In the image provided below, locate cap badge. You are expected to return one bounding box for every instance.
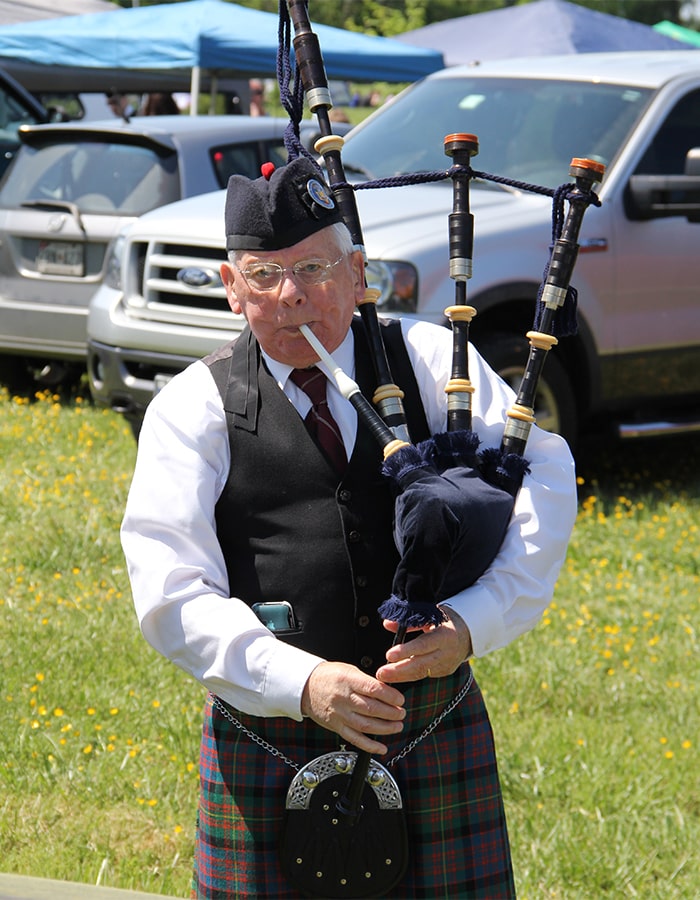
[306,178,335,210]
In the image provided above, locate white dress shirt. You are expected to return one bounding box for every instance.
[121,318,577,721]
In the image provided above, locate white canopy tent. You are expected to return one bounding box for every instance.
[0,0,116,26]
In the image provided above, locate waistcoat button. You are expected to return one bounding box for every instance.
[358,615,370,627]
[360,655,373,670]
[348,530,361,543]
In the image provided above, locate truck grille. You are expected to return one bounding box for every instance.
[124,239,239,329]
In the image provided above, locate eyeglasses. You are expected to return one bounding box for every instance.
[236,256,345,292]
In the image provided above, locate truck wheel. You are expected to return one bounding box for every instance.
[476,332,578,449]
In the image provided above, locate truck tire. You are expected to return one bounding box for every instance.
[476,332,578,449]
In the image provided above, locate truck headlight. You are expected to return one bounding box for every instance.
[365,259,418,313]
[104,234,126,291]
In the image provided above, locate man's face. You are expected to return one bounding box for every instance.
[221,227,364,368]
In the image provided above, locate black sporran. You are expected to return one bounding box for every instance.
[280,750,408,898]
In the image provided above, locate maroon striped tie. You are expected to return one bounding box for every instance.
[290,367,347,473]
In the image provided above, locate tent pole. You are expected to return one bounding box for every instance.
[190,65,201,115]
[210,75,218,114]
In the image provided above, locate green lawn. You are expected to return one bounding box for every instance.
[1,388,697,898]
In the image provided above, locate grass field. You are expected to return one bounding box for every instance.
[0,388,697,898]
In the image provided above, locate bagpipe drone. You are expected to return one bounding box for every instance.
[271,2,604,896]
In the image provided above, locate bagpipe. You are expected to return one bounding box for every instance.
[276,2,603,896]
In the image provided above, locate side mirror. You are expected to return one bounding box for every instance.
[625,147,700,222]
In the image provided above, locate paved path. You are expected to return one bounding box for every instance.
[0,874,183,900]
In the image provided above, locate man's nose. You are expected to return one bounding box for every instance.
[277,270,306,304]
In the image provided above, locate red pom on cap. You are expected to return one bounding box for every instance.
[260,162,276,180]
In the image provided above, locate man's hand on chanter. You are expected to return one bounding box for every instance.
[301,661,406,755]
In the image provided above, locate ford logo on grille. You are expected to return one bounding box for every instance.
[176,266,219,288]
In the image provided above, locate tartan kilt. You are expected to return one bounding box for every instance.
[192,664,515,899]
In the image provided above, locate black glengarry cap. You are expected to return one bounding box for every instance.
[225,157,342,252]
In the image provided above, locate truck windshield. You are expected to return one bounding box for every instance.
[343,76,652,189]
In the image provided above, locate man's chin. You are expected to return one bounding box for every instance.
[279,329,322,368]
[270,343,319,369]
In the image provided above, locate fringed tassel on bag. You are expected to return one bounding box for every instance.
[479,447,531,497]
[378,595,447,629]
[417,429,481,472]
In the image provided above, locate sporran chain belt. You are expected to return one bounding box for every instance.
[210,667,474,771]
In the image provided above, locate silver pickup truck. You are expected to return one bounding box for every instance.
[87,51,700,444]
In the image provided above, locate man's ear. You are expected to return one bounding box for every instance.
[351,249,365,302]
[221,262,242,315]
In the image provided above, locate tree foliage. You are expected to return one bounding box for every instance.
[118,0,691,36]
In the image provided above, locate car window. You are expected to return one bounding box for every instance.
[34,92,90,121]
[343,76,652,189]
[211,138,286,185]
[0,140,181,215]
[635,89,700,175]
[267,141,294,170]
[0,85,45,177]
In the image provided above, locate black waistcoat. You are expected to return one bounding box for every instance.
[205,316,430,672]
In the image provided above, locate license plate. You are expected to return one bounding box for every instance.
[36,240,85,276]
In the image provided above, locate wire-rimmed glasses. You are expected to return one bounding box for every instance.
[235,256,345,292]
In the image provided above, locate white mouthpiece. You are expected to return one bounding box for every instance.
[298,324,359,401]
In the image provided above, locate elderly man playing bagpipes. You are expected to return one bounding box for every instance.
[121,150,579,898]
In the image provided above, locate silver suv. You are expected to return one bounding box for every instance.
[0,115,314,390]
[87,52,700,445]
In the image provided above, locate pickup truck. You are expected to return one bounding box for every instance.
[86,51,700,444]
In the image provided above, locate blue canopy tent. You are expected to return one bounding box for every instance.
[0,0,444,108]
[396,0,689,66]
